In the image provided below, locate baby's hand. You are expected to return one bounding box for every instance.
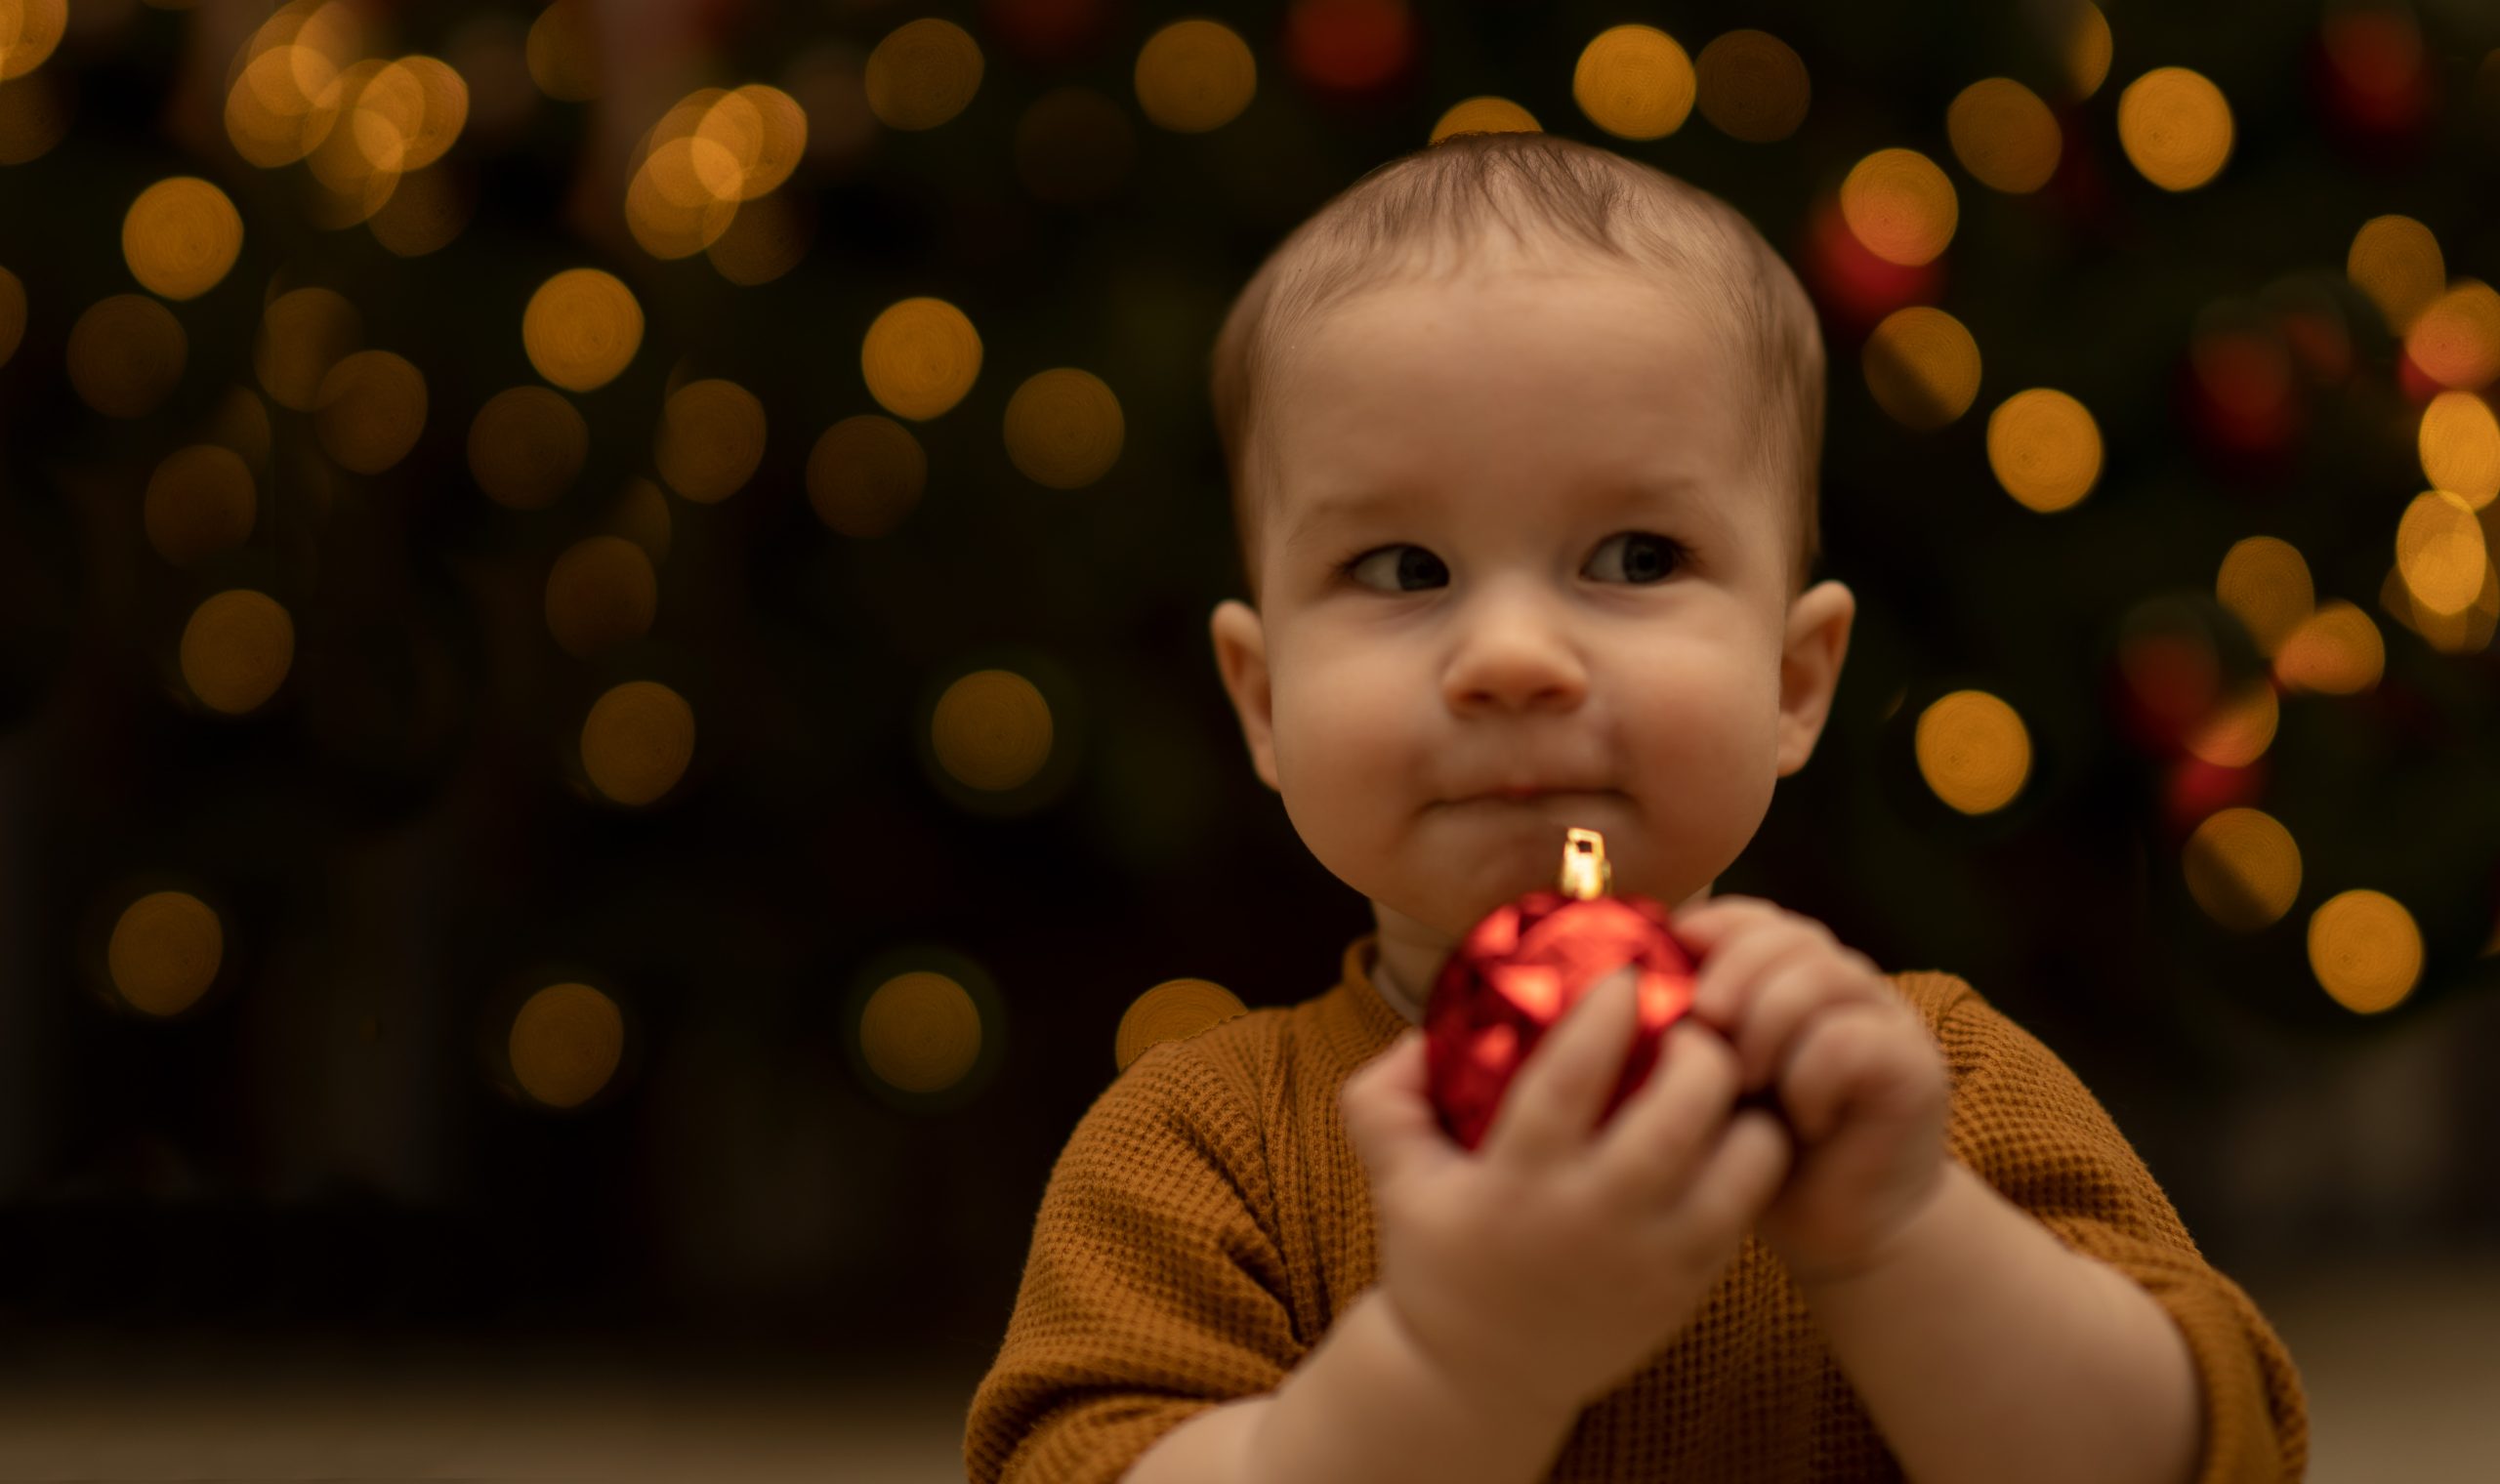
[1338,969,1792,1422]
[1676,895,1952,1289]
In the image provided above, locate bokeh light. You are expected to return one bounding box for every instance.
[2117,66,2233,190]
[509,982,624,1108]
[145,444,257,565]
[469,385,587,509]
[2272,599,2383,694]
[2182,679,2278,769]
[1946,78,2061,193]
[706,190,812,285]
[2216,535,2315,659]
[2308,888,2422,1014]
[1114,978,1248,1072]
[808,414,927,536]
[314,349,427,474]
[1985,388,2101,513]
[255,285,361,411]
[859,970,982,1094]
[862,297,980,420]
[546,536,657,659]
[2066,3,2113,100]
[932,670,1053,792]
[523,268,642,392]
[865,17,982,131]
[581,680,694,805]
[2347,214,2443,335]
[1135,19,1255,133]
[1862,305,1980,430]
[2417,391,2500,509]
[2396,488,2488,615]
[1430,96,1538,143]
[654,378,766,503]
[2402,280,2500,391]
[68,293,187,418]
[2182,806,2301,931]
[524,0,599,103]
[0,67,69,163]
[180,589,295,716]
[1840,147,1957,267]
[1693,29,1809,143]
[1571,24,1694,142]
[122,177,242,301]
[1002,368,1123,488]
[106,889,221,1017]
[1914,689,2031,815]
[0,0,64,81]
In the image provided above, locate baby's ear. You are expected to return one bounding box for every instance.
[1209,599,1281,792]
[1775,579,1855,778]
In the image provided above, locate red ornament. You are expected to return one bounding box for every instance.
[1424,829,1699,1151]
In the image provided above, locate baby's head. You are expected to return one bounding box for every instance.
[1206,132,1856,968]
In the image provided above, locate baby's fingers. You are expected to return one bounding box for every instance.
[1672,1107,1793,1249]
[1341,1030,1446,1181]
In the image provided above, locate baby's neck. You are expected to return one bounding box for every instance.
[1369,951,1427,1026]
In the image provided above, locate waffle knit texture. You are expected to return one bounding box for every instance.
[966,932,2308,1483]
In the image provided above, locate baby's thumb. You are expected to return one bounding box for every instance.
[1339,1030,1446,1182]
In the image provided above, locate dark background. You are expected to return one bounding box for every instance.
[0,0,2494,1400]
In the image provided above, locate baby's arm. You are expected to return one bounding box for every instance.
[1126,1285,1579,1484]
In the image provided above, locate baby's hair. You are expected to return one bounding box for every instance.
[1208,130,1826,605]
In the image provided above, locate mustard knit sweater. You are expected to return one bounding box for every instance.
[966,933,2308,1483]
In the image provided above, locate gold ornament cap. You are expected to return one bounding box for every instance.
[1560,827,1611,899]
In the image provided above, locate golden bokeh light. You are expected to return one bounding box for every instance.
[625,135,737,259]
[2417,391,2500,509]
[607,474,673,565]
[2403,279,2500,391]
[2183,679,2279,769]
[1840,147,1957,267]
[1430,96,1540,143]
[859,970,982,1094]
[524,0,599,103]
[1114,977,1248,1073]
[181,589,295,715]
[2066,3,2112,100]
[546,535,657,659]
[2182,807,2301,931]
[2383,548,2499,655]
[2396,488,2489,615]
[2307,888,2422,1014]
[1135,19,1255,133]
[509,981,624,1108]
[255,285,361,411]
[314,349,428,474]
[1947,77,2061,193]
[199,384,271,468]
[808,414,927,537]
[225,43,336,168]
[1003,368,1123,489]
[581,680,693,806]
[523,268,642,392]
[0,263,24,369]
[2347,215,2443,335]
[67,294,187,418]
[1985,388,2101,513]
[1693,29,1810,143]
[145,444,257,565]
[107,889,222,1017]
[706,190,812,285]
[122,177,242,301]
[2117,66,2232,191]
[369,161,474,257]
[1571,23,1694,142]
[932,669,1053,792]
[862,296,981,420]
[2272,599,2383,694]
[0,68,70,163]
[0,0,64,81]
[1863,306,1980,431]
[654,378,766,503]
[2217,535,2314,658]
[468,384,586,509]
[865,17,982,131]
[695,83,807,201]
[1914,689,2030,815]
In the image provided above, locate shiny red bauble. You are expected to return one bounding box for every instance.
[1422,831,1697,1151]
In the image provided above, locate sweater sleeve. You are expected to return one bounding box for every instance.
[1933,978,2309,1484]
[964,1036,1305,1484]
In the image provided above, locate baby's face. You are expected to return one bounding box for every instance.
[1212,268,1852,946]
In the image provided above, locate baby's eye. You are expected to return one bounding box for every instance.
[1341,545,1450,592]
[1589,530,1687,584]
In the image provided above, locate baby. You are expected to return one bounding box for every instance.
[965,132,2308,1484]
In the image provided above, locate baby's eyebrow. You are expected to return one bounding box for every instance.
[1283,475,1709,557]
